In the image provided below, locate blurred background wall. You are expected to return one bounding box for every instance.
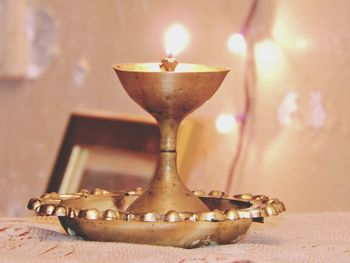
[0,0,349,216]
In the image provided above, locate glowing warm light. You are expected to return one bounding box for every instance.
[216,114,237,134]
[227,33,247,55]
[295,37,308,50]
[164,24,189,57]
[273,24,309,51]
[278,91,299,126]
[255,40,280,73]
[272,23,287,45]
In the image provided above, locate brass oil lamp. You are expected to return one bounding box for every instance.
[28,24,285,248]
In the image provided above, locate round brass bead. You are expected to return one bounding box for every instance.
[37,205,46,215]
[265,204,278,216]
[225,209,240,221]
[188,213,199,221]
[268,198,286,212]
[268,198,277,204]
[91,188,104,195]
[235,193,254,200]
[208,190,225,198]
[46,205,55,216]
[102,209,119,220]
[238,210,251,219]
[69,209,78,218]
[34,206,41,214]
[127,213,136,221]
[165,210,180,222]
[53,205,68,216]
[141,211,161,222]
[273,200,286,213]
[198,210,225,222]
[39,204,55,215]
[178,212,192,221]
[79,209,100,220]
[27,198,42,210]
[254,195,268,201]
[192,190,206,197]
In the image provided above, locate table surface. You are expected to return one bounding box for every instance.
[0,213,349,263]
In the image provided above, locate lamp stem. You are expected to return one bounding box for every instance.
[158,119,179,152]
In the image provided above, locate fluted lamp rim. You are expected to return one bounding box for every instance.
[113,63,230,73]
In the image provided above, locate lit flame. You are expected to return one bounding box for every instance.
[164,24,189,57]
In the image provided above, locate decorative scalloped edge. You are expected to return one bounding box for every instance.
[27,188,285,222]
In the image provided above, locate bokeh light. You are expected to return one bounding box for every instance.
[227,33,247,55]
[216,114,237,134]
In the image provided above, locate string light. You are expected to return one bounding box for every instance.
[227,33,247,55]
[225,0,301,193]
[216,114,237,134]
[254,39,280,73]
[225,0,258,193]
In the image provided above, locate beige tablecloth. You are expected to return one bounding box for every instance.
[0,213,349,263]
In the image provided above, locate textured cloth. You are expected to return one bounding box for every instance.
[0,213,349,263]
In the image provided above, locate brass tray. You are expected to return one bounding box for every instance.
[28,188,285,248]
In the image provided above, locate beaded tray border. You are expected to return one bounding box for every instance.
[28,188,285,223]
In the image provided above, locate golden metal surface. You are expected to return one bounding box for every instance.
[113,63,229,214]
[28,188,285,248]
[28,62,286,248]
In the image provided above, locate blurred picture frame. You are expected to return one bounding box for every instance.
[46,111,199,193]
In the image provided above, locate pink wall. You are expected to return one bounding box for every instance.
[0,0,349,216]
